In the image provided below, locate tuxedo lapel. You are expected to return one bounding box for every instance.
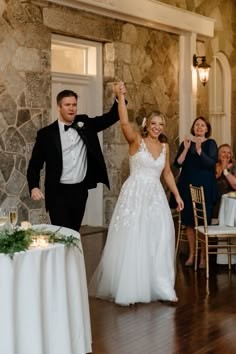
[78,129,88,146]
[51,121,62,156]
[73,119,89,146]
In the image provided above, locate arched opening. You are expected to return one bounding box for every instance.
[209,52,231,146]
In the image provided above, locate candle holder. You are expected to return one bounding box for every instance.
[30,235,49,248]
[30,236,39,248]
[38,235,49,248]
[21,221,32,230]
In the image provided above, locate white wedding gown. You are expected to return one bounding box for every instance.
[89,140,177,305]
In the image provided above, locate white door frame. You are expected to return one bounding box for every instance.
[51,36,103,226]
[211,52,231,145]
[48,0,215,142]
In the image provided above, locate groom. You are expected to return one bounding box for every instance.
[27,81,126,231]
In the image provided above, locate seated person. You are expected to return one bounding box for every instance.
[212,144,236,218]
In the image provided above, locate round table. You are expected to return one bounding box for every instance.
[217,195,236,264]
[0,224,92,354]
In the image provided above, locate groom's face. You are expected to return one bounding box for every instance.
[58,96,77,124]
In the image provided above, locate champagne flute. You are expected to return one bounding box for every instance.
[9,207,18,229]
[0,208,8,227]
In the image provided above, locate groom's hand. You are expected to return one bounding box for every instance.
[31,187,45,201]
[113,81,126,96]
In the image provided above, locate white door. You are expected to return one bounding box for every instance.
[208,53,231,146]
[51,36,103,226]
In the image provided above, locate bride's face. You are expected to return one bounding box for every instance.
[147,116,164,138]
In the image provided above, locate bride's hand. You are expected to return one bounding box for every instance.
[175,196,184,211]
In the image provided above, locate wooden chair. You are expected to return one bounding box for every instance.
[175,212,188,259]
[189,184,236,278]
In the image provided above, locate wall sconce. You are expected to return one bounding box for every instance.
[193,54,211,86]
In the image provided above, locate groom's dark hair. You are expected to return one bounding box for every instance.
[57,90,78,105]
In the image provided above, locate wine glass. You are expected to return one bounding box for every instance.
[0,208,8,227]
[9,207,18,230]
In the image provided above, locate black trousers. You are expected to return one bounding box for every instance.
[48,180,88,232]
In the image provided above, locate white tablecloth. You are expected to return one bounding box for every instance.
[217,195,236,264]
[219,194,236,227]
[0,224,92,354]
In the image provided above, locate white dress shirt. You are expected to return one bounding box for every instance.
[58,120,87,184]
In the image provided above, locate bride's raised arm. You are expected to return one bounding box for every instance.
[116,91,139,145]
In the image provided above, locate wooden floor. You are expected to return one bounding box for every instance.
[81,228,236,354]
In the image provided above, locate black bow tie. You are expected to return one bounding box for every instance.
[64,124,75,131]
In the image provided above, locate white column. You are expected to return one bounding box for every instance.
[179,33,197,141]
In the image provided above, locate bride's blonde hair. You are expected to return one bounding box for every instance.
[140,111,167,142]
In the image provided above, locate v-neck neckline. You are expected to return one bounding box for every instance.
[142,139,164,161]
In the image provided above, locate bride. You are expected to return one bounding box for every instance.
[88,85,183,305]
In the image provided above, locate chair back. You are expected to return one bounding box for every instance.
[175,211,188,258]
[189,184,236,280]
[189,185,208,233]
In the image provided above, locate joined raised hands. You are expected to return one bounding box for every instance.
[113,81,127,97]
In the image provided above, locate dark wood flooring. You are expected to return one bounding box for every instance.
[81,227,236,354]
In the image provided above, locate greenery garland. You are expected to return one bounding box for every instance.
[0,227,81,259]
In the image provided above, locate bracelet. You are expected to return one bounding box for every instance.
[223,168,229,176]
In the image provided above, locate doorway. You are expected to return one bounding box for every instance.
[209,52,231,146]
[51,34,103,226]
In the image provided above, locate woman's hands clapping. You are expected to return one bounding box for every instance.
[176,136,190,166]
[183,136,191,151]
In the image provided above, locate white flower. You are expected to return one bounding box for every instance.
[141,117,146,128]
[77,122,84,129]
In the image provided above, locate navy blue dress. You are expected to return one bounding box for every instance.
[171,139,218,226]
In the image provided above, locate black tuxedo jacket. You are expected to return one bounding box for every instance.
[27,100,119,210]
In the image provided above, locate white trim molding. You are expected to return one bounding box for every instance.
[47,0,215,38]
[47,0,215,141]
[179,33,197,142]
[209,52,231,145]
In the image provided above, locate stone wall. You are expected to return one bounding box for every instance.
[1,0,236,226]
[102,26,179,223]
[158,0,236,152]
[0,0,51,224]
[0,0,179,225]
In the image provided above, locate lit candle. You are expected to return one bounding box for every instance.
[38,236,49,248]
[21,221,32,230]
[30,236,38,248]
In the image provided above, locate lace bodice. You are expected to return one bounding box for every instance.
[129,139,166,181]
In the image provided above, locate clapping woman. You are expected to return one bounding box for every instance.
[171,117,218,268]
[212,144,236,218]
